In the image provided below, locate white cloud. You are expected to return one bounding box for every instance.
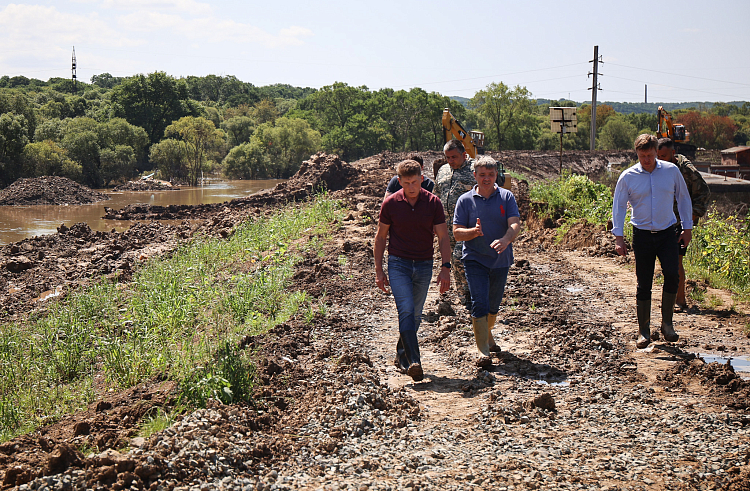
[0,4,141,74]
[118,11,314,48]
[0,4,137,48]
[99,0,212,16]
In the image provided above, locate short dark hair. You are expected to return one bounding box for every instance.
[443,139,465,154]
[657,138,674,150]
[474,156,498,172]
[396,160,422,178]
[407,153,424,166]
[634,134,658,151]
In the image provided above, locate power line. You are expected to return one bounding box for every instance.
[607,62,750,88]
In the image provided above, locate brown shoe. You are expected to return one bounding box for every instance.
[407,363,424,382]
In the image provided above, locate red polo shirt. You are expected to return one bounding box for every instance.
[378,188,446,261]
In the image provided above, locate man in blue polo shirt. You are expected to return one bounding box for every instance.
[375,160,452,381]
[453,157,521,358]
[612,134,693,349]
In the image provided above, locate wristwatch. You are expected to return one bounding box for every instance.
[441,261,451,269]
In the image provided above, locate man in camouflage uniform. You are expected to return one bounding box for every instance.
[434,140,476,304]
[657,138,710,309]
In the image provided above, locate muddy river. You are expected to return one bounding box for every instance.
[0,179,284,245]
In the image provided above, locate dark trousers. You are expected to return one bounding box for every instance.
[632,225,680,301]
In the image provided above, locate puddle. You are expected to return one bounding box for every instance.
[535,379,570,387]
[698,353,750,378]
[565,286,584,293]
[535,373,570,387]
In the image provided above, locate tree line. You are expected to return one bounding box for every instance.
[2,72,749,189]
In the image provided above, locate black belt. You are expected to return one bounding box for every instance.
[634,224,676,234]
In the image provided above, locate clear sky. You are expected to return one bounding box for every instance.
[1,0,748,104]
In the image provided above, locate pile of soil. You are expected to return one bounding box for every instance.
[111,180,178,192]
[486,149,636,182]
[0,176,110,206]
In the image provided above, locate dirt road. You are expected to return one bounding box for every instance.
[1,151,749,490]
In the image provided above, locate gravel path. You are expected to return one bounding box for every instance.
[17,242,750,491]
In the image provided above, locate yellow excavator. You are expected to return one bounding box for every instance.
[657,106,696,160]
[439,108,510,189]
[442,108,484,158]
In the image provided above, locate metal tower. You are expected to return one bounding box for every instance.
[71,46,77,94]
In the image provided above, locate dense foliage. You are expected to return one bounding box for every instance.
[1,72,749,188]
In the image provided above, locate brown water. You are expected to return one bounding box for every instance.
[0,179,284,246]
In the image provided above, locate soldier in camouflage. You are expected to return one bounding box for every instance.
[657,138,711,309]
[434,140,476,304]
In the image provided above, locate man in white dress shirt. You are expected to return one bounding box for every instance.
[612,134,693,349]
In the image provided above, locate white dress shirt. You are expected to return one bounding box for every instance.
[612,160,693,237]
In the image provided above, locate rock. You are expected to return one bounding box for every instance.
[4,256,35,273]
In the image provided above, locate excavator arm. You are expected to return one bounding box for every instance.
[656,106,696,159]
[441,108,482,159]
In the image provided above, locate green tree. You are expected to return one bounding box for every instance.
[111,72,199,145]
[253,100,279,125]
[299,82,385,160]
[21,140,82,181]
[100,145,136,186]
[149,138,186,182]
[221,116,255,147]
[98,118,149,169]
[0,92,37,142]
[61,130,101,187]
[222,141,270,179]
[597,116,638,150]
[469,82,537,150]
[91,73,124,89]
[165,117,225,186]
[252,117,321,177]
[0,113,30,186]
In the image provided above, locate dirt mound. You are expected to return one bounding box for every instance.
[112,180,178,192]
[0,176,110,206]
[518,217,620,257]
[666,357,750,410]
[0,221,190,319]
[487,149,636,182]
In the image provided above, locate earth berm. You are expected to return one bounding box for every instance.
[1,150,749,491]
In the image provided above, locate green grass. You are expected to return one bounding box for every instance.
[530,171,614,226]
[684,212,750,299]
[0,195,342,442]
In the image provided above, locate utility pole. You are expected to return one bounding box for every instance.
[645,84,647,103]
[71,46,77,94]
[588,45,602,151]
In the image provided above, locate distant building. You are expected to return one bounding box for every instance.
[714,146,750,179]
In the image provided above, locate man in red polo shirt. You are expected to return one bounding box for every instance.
[374,160,452,382]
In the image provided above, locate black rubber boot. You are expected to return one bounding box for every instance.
[393,336,408,373]
[401,329,423,382]
[636,299,651,349]
[661,292,679,342]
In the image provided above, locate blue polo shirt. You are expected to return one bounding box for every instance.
[453,184,520,269]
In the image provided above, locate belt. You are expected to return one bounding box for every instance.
[635,224,676,234]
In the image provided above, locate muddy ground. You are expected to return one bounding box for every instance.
[0,150,749,490]
[0,176,110,206]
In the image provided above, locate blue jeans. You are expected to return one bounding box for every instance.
[463,259,509,318]
[387,255,433,333]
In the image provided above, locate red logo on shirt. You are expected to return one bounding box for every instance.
[500,205,505,215]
